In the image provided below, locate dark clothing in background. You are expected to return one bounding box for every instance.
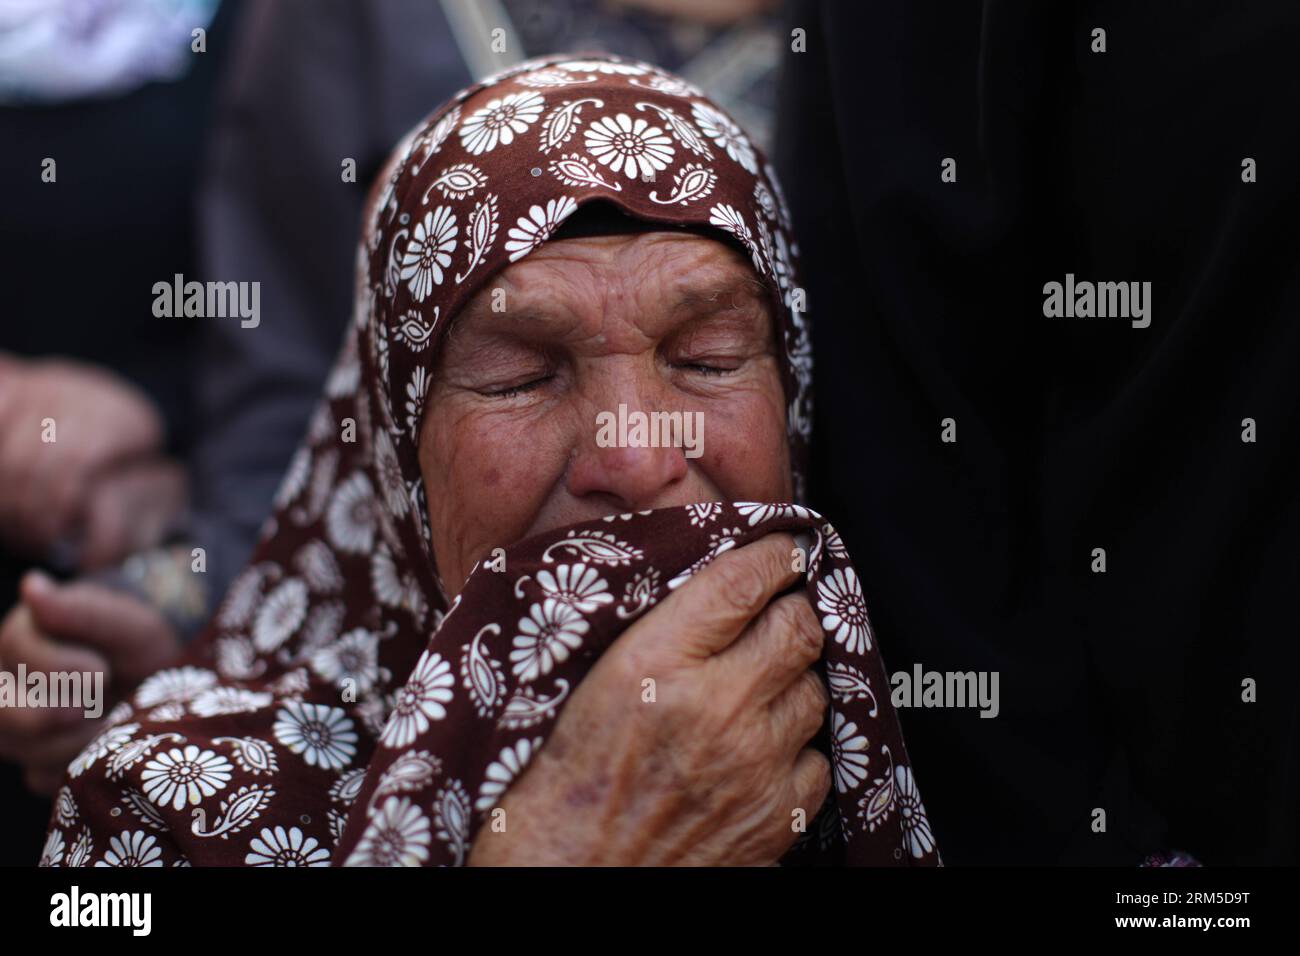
[777,0,1299,864]
[0,1,239,866]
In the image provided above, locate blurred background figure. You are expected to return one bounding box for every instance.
[0,0,239,865]
[777,0,1300,865]
[0,0,782,864]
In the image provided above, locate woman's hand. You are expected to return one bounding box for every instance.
[468,532,831,866]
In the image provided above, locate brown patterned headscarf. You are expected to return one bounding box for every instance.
[41,54,937,868]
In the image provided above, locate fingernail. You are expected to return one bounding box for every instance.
[23,570,53,597]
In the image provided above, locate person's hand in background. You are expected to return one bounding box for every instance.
[0,572,181,794]
[78,458,188,571]
[0,353,182,566]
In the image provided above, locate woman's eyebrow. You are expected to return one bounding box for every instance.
[445,300,566,341]
[670,275,769,315]
[448,273,769,343]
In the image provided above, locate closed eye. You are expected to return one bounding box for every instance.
[676,361,740,376]
[481,374,555,398]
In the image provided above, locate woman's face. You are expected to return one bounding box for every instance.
[418,230,793,595]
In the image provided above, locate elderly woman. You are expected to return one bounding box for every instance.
[40,54,936,867]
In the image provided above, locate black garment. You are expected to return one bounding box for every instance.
[776,0,1299,864]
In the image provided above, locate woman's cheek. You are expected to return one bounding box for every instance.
[420,404,506,581]
[447,407,568,536]
[696,378,791,500]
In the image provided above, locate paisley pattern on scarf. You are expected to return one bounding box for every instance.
[40,53,936,867]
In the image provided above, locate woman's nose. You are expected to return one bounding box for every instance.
[566,401,690,510]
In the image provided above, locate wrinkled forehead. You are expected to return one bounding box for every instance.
[442,225,775,348]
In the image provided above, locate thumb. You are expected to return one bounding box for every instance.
[21,573,180,681]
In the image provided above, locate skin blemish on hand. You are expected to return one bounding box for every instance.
[564,773,612,810]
